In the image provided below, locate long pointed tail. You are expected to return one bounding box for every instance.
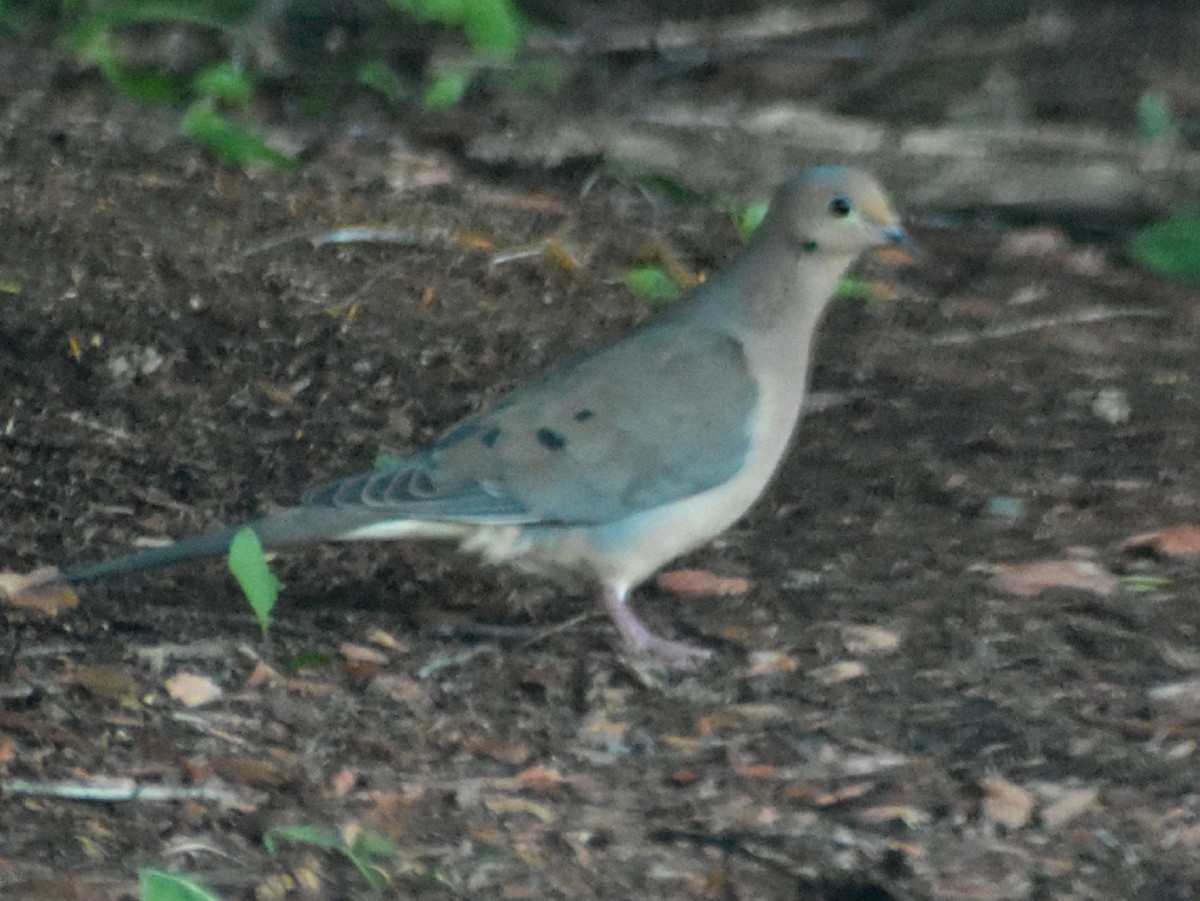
[58,506,408,584]
[60,525,245,583]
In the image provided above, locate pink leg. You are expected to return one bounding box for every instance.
[600,582,712,667]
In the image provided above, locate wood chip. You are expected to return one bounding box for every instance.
[655,569,751,596]
[1121,524,1200,558]
[990,559,1117,597]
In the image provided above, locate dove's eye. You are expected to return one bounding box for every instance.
[829,195,852,217]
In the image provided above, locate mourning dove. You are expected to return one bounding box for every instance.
[52,166,910,666]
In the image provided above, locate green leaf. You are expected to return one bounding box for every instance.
[834,274,875,300]
[1130,211,1200,282]
[265,824,398,892]
[265,824,342,855]
[625,265,682,303]
[227,527,281,638]
[181,102,296,169]
[422,68,470,109]
[139,869,220,901]
[289,650,332,671]
[193,61,254,105]
[1120,574,1172,593]
[730,200,769,242]
[357,59,407,104]
[385,0,522,55]
[461,0,522,55]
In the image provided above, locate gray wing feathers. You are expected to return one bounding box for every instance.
[302,324,758,526]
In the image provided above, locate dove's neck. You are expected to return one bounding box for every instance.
[710,232,857,356]
[692,232,859,473]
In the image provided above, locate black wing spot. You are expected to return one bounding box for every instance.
[480,427,501,448]
[573,409,595,422]
[405,469,437,498]
[536,427,567,451]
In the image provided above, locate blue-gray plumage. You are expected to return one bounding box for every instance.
[51,166,910,665]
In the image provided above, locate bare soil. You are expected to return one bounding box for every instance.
[5,5,1200,898]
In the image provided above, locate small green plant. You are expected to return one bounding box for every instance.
[729,199,769,242]
[383,0,523,56]
[265,824,399,892]
[3,0,532,165]
[1120,574,1172,593]
[227,527,280,637]
[1131,211,1200,282]
[625,264,683,303]
[140,869,221,901]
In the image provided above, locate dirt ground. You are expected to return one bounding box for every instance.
[5,3,1200,898]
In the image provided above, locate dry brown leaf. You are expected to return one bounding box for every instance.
[516,765,564,791]
[212,755,297,788]
[746,650,798,675]
[734,763,777,780]
[330,768,357,797]
[981,776,1035,829]
[655,569,750,596]
[841,624,901,656]
[990,559,1117,597]
[1039,786,1100,828]
[857,805,931,827]
[0,568,78,615]
[483,795,555,822]
[1121,524,1200,558]
[165,672,223,708]
[466,737,532,766]
[807,660,867,685]
[74,665,141,706]
[339,642,389,665]
[365,627,408,651]
[245,660,280,688]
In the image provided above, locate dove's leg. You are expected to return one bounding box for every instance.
[600,582,712,666]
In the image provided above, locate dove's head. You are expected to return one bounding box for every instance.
[764,166,912,258]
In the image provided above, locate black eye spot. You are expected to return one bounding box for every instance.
[573,409,594,422]
[480,427,501,448]
[829,194,852,217]
[536,428,566,451]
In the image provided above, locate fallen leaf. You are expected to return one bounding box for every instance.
[165,672,223,708]
[841,624,901,656]
[330,768,357,797]
[340,642,389,665]
[516,766,564,791]
[746,650,798,675]
[483,795,555,822]
[990,559,1118,597]
[735,763,777,780]
[466,737,531,766]
[857,805,931,827]
[0,568,78,615]
[656,569,751,596]
[366,627,408,651]
[807,660,867,685]
[1121,524,1200,558]
[74,665,141,706]
[245,660,280,688]
[981,776,1035,829]
[1039,787,1099,829]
